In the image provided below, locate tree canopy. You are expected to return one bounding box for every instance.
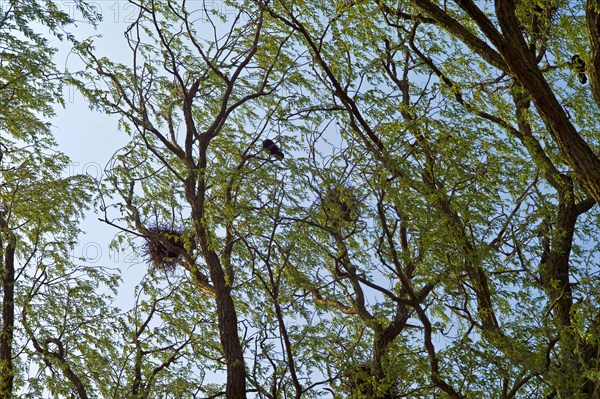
[2,0,600,398]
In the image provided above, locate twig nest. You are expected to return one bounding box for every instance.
[323,185,360,223]
[343,362,401,398]
[144,225,185,273]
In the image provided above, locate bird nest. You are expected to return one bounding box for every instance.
[322,185,360,223]
[343,362,401,398]
[143,225,185,273]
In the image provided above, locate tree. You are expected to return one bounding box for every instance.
[74,2,284,397]
[0,2,120,398]
[261,0,600,397]
[72,0,600,398]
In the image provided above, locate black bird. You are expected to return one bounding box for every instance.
[571,54,587,84]
[262,139,284,159]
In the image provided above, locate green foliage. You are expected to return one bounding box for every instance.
[0,2,117,399]
[6,0,599,398]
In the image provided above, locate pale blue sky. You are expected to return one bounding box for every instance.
[52,1,152,308]
[50,0,241,310]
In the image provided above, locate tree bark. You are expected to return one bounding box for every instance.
[493,0,600,203]
[414,0,600,202]
[587,0,600,107]
[205,251,246,399]
[189,139,247,398]
[0,216,15,399]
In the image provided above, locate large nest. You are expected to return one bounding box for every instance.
[342,362,401,398]
[143,224,185,273]
[322,185,360,224]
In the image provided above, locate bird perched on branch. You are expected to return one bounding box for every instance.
[571,54,587,84]
[262,139,284,159]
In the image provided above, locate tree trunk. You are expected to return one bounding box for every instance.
[493,0,600,203]
[0,220,16,399]
[586,0,600,107]
[206,251,246,399]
